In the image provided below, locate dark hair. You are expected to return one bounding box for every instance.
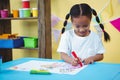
[61,3,110,42]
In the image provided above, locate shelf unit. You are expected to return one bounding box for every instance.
[0,17,38,20]
[0,0,52,62]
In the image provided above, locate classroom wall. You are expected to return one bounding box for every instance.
[11,0,120,63]
[51,0,120,63]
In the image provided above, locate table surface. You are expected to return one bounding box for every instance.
[0,58,120,80]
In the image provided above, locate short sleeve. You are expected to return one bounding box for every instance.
[57,32,70,54]
[95,36,105,54]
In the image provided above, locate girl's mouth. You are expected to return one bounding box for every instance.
[79,31,86,34]
[78,31,88,36]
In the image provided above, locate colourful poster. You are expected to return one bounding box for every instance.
[110,18,120,32]
[53,29,61,42]
[51,15,60,27]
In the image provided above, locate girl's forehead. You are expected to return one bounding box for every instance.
[72,16,91,24]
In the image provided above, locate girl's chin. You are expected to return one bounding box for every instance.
[77,34,85,37]
[79,35,86,37]
[78,33,88,37]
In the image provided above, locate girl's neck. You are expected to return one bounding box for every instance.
[74,30,91,37]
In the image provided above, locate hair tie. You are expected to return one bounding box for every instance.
[102,30,105,32]
[91,9,93,14]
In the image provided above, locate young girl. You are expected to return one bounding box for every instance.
[57,3,110,66]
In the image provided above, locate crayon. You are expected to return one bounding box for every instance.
[30,69,51,75]
[72,51,83,67]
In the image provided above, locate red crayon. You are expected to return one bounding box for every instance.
[72,51,83,67]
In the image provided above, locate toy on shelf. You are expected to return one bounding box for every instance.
[0,33,18,39]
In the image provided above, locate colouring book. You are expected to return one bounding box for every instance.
[9,60,88,75]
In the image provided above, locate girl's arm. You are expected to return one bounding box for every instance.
[83,54,104,65]
[60,52,79,66]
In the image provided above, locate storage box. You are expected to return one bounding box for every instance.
[23,37,38,48]
[0,37,24,48]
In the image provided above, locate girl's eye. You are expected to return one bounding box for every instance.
[76,25,80,28]
[83,25,88,27]
[74,24,89,28]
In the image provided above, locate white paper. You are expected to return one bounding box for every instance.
[9,60,88,75]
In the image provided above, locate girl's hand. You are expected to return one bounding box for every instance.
[71,57,81,66]
[83,57,94,65]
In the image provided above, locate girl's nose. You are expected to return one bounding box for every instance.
[78,28,85,32]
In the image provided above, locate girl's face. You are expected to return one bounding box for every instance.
[72,16,91,37]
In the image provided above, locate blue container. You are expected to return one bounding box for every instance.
[0,37,24,48]
[19,9,24,18]
[0,55,2,72]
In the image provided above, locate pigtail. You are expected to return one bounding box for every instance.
[92,9,110,42]
[99,24,110,41]
[61,13,70,34]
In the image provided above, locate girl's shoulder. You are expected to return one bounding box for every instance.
[90,31,101,40]
[62,29,74,37]
[90,31,98,36]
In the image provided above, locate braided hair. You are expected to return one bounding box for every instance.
[61,3,110,42]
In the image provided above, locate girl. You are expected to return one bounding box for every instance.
[57,3,110,66]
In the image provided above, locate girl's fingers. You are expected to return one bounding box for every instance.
[74,58,78,61]
[71,58,79,66]
[83,59,94,65]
